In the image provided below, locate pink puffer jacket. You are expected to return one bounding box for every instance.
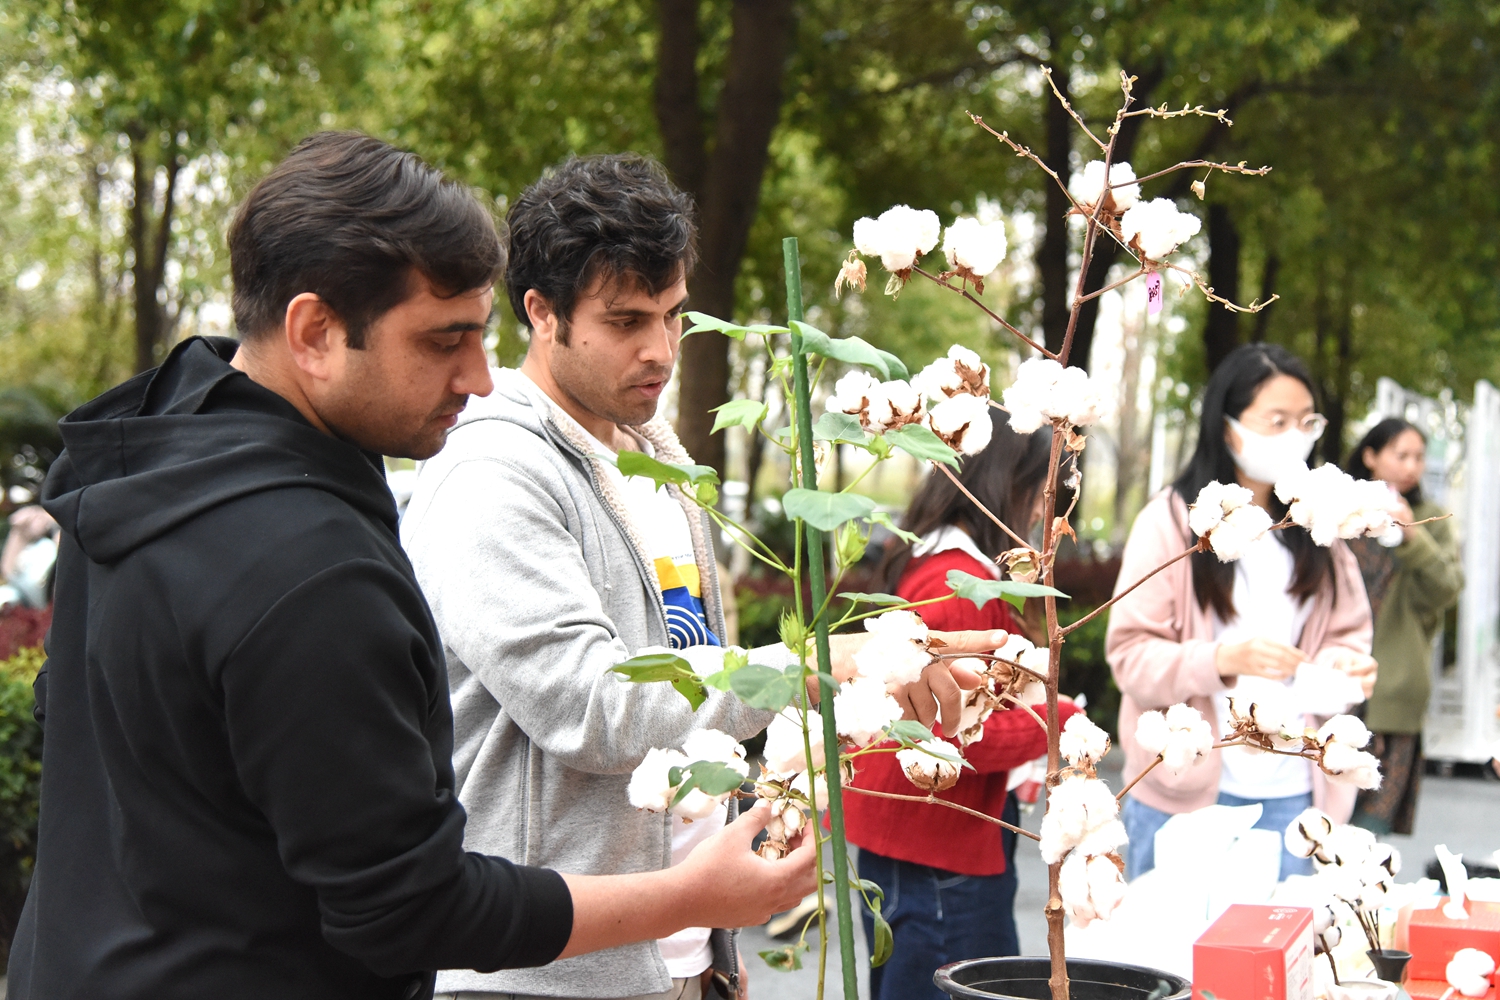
[1105,490,1373,822]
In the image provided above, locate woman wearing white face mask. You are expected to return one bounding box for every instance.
[1105,344,1377,881]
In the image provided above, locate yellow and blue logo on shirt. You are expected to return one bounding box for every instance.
[654,557,720,649]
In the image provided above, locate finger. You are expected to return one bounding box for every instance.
[930,628,1010,656]
[910,681,939,731]
[925,664,964,738]
[732,800,772,841]
[949,660,985,690]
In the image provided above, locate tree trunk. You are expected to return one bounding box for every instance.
[1203,203,1242,372]
[130,140,181,374]
[661,0,795,477]
[1038,60,1073,358]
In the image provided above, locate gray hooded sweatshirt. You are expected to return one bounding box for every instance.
[400,369,782,997]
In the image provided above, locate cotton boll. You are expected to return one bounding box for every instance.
[998,633,1036,662]
[853,216,884,258]
[672,787,722,821]
[944,217,1009,277]
[852,205,940,272]
[1284,807,1334,858]
[897,740,961,792]
[1001,357,1105,432]
[1188,481,1255,536]
[1319,924,1343,952]
[1072,160,1141,211]
[1086,854,1129,920]
[1447,948,1498,998]
[1120,198,1202,260]
[789,770,829,809]
[912,345,991,403]
[826,371,884,431]
[927,392,994,455]
[1318,714,1372,750]
[1164,703,1204,731]
[854,611,934,687]
[1059,851,1096,924]
[1039,774,1121,864]
[1135,710,1171,757]
[1207,502,1274,562]
[834,677,904,748]
[1077,818,1129,857]
[880,379,926,428]
[1154,704,1214,774]
[956,684,998,748]
[1321,742,1382,789]
[1017,680,1047,706]
[681,729,750,776]
[628,747,690,812]
[1060,713,1111,766]
[763,709,825,777]
[866,609,929,644]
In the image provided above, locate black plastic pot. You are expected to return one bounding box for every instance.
[1366,948,1411,984]
[935,957,1192,1000]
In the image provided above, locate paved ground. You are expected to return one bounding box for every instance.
[749,761,1500,1000]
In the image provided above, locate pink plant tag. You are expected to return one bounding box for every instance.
[1146,272,1163,315]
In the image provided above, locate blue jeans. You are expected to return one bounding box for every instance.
[858,795,1020,1000]
[1121,791,1316,881]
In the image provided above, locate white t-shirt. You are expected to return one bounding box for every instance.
[587,428,719,979]
[1210,529,1315,799]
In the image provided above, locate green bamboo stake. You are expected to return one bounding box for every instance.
[783,236,859,1000]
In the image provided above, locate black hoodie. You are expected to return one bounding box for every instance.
[10,338,572,1000]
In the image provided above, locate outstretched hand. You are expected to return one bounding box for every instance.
[676,801,819,929]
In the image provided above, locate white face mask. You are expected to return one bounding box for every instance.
[1227,417,1320,485]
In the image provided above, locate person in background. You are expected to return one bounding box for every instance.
[1106,343,1376,881]
[841,409,1080,1000]
[1344,418,1461,835]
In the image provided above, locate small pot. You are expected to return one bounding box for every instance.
[1328,979,1399,1000]
[1366,949,1412,984]
[934,956,1191,1000]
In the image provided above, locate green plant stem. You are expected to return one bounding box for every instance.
[832,593,955,629]
[786,236,858,1000]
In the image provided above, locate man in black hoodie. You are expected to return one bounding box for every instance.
[10,132,816,1000]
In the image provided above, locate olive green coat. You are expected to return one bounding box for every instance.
[1364,499,1463,734]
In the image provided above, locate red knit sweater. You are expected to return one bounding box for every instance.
[840,549,1079,876]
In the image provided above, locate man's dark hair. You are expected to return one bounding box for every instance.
[229,131,503,347]
[505,154,697,340]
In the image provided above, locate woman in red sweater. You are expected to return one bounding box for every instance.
[843,409,1078,1000]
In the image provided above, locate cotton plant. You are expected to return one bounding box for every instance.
[1283,806,1403,972]
[607,69,1371,1000]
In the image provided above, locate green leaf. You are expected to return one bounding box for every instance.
[866,510,919,545]
[782,488,876,531]
[670,759,752,805]
[616,450,719,491]
[856,877,885,906]
[837,591,907,606]
[812,411,869,444]
[885,423,960,468]
[610,652,707,711]
[711,399,769,434]
[701,647,750,691]
[791,320,910,381]
[871,910,894,968]
[610,652,696,683]
[946,569,1069,613]
[888,719,937,744]
[684,311,788,340]
[760,942,807,971]
[729,663,800,711]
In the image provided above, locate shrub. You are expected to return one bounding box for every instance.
[0,645,42,965]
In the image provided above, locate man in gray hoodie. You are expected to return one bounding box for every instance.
[400,155,1003,1000]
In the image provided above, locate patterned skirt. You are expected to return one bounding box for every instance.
[1352,732,1422,836]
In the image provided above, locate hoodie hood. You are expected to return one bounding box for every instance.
[42,337,396,564]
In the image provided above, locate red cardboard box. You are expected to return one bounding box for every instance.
[1194,905,1314,1000]
[1396,900,1500,980]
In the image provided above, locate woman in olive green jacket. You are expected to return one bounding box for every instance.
[1344,418,1463,834]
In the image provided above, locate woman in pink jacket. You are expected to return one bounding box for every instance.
[1105,344,1376,881]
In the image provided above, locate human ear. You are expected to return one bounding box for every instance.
[1362,447,1377,473]
[1223,418,1241,454]
[283,293,347,382]
[524,289,560,346]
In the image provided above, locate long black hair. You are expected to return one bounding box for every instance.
[878,408,1054,592]
[1345,417,1425,506]
[1171,343,1334,620]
